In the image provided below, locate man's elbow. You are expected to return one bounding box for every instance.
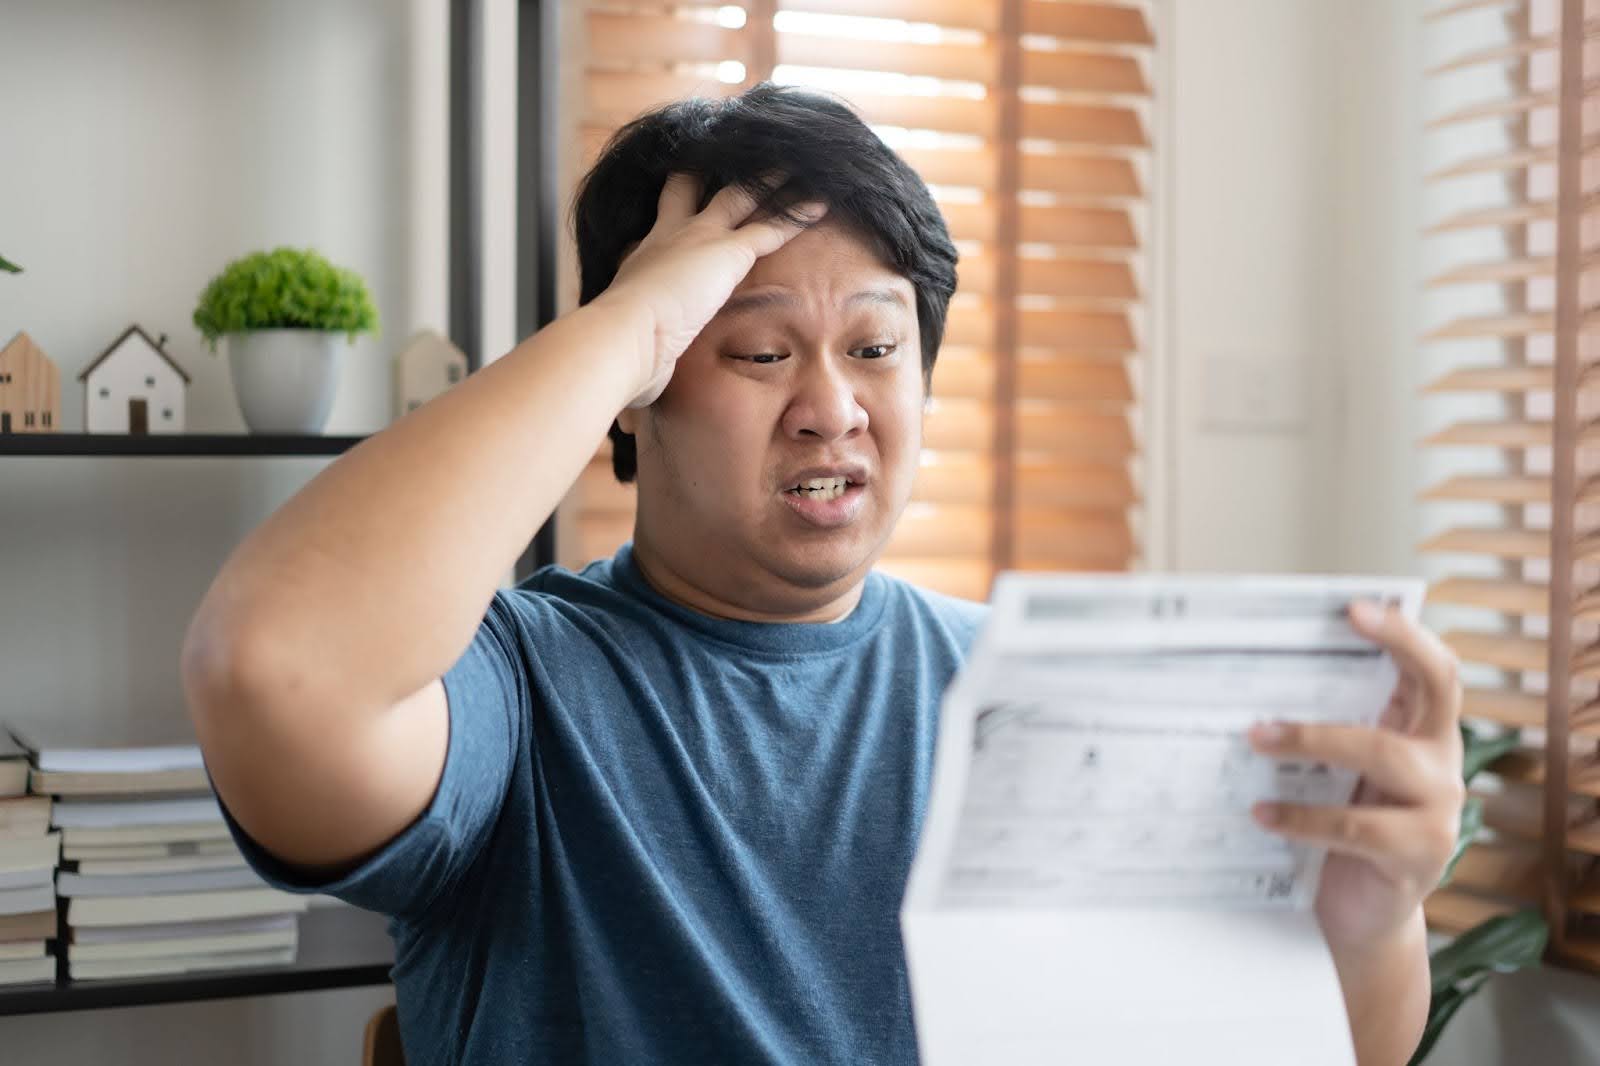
[180,603,293,736]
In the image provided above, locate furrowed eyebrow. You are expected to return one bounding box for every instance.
[714,287,909,318]
[845,289,909,310]
[716,291,797,317]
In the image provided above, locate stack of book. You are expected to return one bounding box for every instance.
[7,721,308,981]
[0,731,58,986]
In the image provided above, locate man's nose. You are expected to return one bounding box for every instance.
[781,352,869,442]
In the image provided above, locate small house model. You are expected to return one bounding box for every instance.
[394,328,468,420]
[0,332,62,434]
[79,325,191,435]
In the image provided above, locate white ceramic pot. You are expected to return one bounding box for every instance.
[227,330,342,434]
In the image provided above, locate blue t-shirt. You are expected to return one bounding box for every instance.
[225,544,985,1065]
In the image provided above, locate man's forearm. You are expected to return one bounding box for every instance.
[183,294,652,710]
[1334,910,1430,1066]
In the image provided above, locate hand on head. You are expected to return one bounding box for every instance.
[602,173,827,409]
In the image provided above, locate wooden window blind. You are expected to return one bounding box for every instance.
[560,2,1157,600]
[1422,0,1600,970]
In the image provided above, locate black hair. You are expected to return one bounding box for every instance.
[571,81,960,482]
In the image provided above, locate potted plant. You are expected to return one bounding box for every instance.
[192,246,378,433]
[0,254,20,273]
[1408,724,1549,1063]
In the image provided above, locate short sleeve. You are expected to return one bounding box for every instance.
[218,592,530,925]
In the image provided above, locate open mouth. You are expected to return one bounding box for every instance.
[785,476,856,502]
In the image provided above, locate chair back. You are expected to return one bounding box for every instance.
[362,1004,405,1066]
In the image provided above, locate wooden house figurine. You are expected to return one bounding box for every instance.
[79,325,191,435]
[0,331,62,434]
[394,329,467,420]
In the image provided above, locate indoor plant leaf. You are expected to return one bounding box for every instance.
[1461,723,1521,784]
[1407,982,1479,1066]
[1427,907,1547,997]
[1412,721,1547,1064]
[1409,910,1546,1065]
[0,253,20,273]
[192,246,378,351]
[1437,722,1508,889]
[1436,795,1482,889]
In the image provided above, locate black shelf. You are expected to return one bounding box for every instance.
[0,433,367,457]
[0,906,393,1016]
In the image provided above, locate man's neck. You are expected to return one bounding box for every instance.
[630,537,864,624]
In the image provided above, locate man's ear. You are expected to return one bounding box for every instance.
[616,406,641,435]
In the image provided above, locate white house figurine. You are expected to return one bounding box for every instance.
[79,325,191,434]
[394,328,467,420]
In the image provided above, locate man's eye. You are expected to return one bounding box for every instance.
[734,353,787,365]
[854,344,896,360]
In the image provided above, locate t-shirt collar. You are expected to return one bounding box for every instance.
[609,542,889,657]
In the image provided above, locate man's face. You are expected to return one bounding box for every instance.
[621,220,924,611]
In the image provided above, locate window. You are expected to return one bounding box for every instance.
[1420,0,1600,968]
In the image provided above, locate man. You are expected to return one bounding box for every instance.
[181,85,1464,1065]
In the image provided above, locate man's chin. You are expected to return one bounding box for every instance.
[758,534,881,592]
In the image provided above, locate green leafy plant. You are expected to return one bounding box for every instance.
[1439,724,1522,886]
[0,254,20,273]
[1408,724,1549,1064]
[192,246,378,351]
[1410,909,1547,1063]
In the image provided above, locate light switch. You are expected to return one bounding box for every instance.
[1201,353,1309,433]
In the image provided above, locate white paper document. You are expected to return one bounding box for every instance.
[902,573,1424,1066]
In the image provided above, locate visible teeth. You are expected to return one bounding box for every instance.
[792,476,849,501]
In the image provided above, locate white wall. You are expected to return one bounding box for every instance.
[1169,0,1339,574]
[1168,0,1424,579]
